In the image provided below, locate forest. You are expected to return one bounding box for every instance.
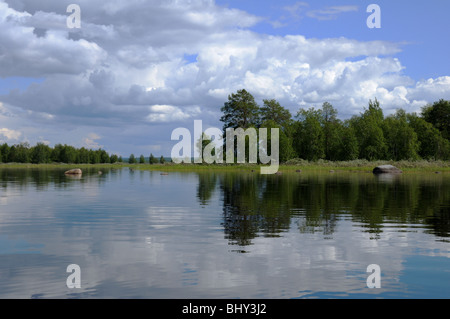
[216,90,450,162]
[0,90,449,164]
[0,141,168,165]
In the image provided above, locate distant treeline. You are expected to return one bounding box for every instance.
[0,142,167,165]
[216,90,450,162]
[1,92,449,164]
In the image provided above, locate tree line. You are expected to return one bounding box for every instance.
[0,143,120,164]
[0,142,167,165]
[127,153,166,164]
[1,90,448,164]
[213,89,450,162]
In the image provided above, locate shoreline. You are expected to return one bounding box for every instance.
[0,160,449,173]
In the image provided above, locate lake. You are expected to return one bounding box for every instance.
[0,167,449,299]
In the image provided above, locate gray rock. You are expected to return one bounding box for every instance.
[65,169,82,175]
[373,165,402,174]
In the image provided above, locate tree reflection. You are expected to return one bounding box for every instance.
[0,167,111,192]
[196,172,218,206]
[200,172,450,246]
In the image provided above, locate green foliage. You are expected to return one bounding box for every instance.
[260,119,295,163]
[9,143,31,163]
[110,154,119,163]
[260,99,292,130]
[350,99,387,161]
[328,121,359,161]
[320,102,341,160]
[149,153,158,164]
[383,109,420,160]
[89,149,100,164]
[408,113,450,160]
[220,89,260,130]
[31,143,51,164]
[159,155,165,164]
[128,154,136,164]
[217,92,448,163]
[139,154,146,164]
[0,143,10,163]
[295,108,325,161]
[422,99,450,140]
[99,149,110,163]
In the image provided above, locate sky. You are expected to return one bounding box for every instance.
[0,0,449,157]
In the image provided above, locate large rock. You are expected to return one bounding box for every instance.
[65,169,82,175]
[373,165,402,174]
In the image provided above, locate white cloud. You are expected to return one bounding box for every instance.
[0,127,21,140]
[306,5,359,21]
[147,105,200,123]
[0,1,106,77]
[283,2,309,18]
[82,133,103,149]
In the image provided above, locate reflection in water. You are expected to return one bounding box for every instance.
[195,172,450,245]
[0,168,449,299]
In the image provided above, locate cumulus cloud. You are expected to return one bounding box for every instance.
[0,0,449,155]
[0,1,106,77]
[0,127,21,140]
[82,133,103,149]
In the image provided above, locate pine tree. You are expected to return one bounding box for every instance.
[149,153,158,164]
[220,89,260,130]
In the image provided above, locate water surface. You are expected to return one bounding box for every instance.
[0,168,449,298]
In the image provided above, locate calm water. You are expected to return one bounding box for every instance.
[0,167,449,299]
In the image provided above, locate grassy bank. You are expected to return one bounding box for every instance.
[0,159,448,173]
[134,160,450,173]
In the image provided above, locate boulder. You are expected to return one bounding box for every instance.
[65,169,82,175]
[373,165,402,174]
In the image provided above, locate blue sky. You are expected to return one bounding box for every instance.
[217,0,450,79]
[0,0,449,156]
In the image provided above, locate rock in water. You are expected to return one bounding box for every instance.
[65,169,82,175]
[373,165,402,174]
